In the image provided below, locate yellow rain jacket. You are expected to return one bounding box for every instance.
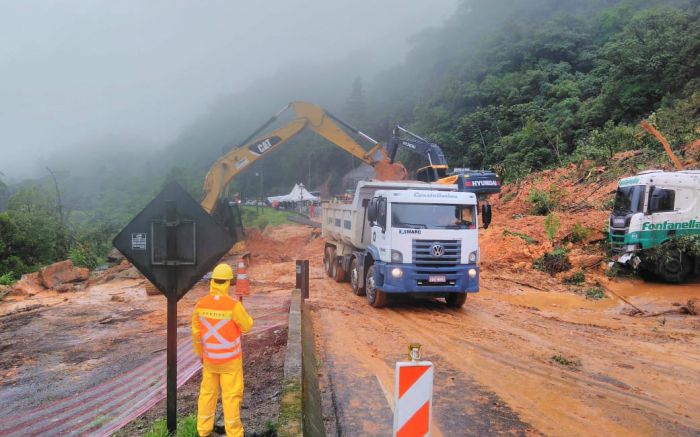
[192,278,253,437]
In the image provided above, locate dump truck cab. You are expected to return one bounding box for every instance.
[323,181,487,308]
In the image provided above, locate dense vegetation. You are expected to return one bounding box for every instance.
[368,0,700,180]
[2,0,699,281]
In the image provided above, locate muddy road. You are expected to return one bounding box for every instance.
[271,221,700,436]
[1,222,698,436]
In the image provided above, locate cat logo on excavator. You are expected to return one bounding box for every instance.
[248,136,281,156]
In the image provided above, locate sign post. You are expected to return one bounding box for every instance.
[113,182,235,434]
[165,200,178,432]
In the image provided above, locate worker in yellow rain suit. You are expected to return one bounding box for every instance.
[192,263,253,437]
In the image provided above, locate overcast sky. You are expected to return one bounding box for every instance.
[0,0,458,179]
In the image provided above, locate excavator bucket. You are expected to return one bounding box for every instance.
[374,161,408,181]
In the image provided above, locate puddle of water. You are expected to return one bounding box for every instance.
[606,277,700,311]
[483,289,618,312]
[607,277,700,298]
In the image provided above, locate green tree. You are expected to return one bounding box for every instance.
[5,187,68,268]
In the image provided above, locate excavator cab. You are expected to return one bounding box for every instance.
[415,164,449,182]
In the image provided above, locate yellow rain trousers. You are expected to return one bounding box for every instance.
[192,279,253,437]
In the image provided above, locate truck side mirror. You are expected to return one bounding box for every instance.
[378,199,387,231]
[649,191,663,213]
[481,203,492,229]
[646,186,655,214]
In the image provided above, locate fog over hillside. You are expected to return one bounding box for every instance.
[0,0,457,180]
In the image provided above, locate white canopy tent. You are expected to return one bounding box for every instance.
[267,183,319,203]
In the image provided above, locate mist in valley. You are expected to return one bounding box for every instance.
[0,0,457,187]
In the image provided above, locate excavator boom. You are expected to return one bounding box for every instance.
[201,101,406,213]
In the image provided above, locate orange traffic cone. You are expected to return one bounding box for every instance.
[235,258,250,300]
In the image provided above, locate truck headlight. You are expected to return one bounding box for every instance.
[468,268,477,278]
[391,267,403,278]
[391,250,403,263]
[468,251,478,263]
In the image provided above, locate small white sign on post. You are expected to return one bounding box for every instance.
[393,360,434,437]
[131,233,147,251]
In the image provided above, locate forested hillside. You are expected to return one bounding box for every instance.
[2,0,699,280]
[368,0,700,180]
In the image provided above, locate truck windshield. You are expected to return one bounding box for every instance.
[391,203,476,229]
[613,185,645,215]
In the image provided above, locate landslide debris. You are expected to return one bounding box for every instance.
[40,260,89,290]
[10,260,90,296]
[482,162,615,286]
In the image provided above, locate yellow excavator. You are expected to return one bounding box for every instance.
[201,101,505,243]
[200,101,408,242]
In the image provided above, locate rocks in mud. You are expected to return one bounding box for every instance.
[89,260,145,286]
[12,272,45,296]
[39,260,89,290]
[8,264,89,296]
[113,265,143,280]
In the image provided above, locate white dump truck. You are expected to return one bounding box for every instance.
[609,169,700,282]
[322,181,490,308]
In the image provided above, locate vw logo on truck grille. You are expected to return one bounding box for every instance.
[431,243,445,257]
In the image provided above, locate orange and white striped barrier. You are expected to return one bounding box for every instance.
[235,257,250,298]
[393,359,434,437]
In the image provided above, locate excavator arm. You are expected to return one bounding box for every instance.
[201,101,406,213]
[387,125,501,196]
[388,125,449,167]
[387,125,449,182]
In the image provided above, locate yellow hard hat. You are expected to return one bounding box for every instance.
[211,263,234,280]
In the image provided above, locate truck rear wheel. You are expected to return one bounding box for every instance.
[365,264,387,308]
[333,258,346,282]
[350,258,365,296]
[324,247,333,278]
[658,251,693,283]
[445,293,467,308]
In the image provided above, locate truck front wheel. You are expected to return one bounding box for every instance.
[657,251,693,283]
[365,264,387,308]
[445,293,467,308]
[350,258,365,296]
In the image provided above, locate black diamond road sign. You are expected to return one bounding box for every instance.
[113,181,235,300]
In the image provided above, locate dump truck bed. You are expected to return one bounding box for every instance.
[322,203,368,250]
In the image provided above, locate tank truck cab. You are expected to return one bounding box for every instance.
[609,170,700,282]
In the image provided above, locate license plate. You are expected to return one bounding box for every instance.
[428,275,446,283]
